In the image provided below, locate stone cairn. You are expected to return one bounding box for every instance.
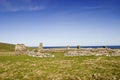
[15,44,27,55]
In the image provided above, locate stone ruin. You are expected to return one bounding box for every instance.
[15,44,27,55]
[15,43,120,57]
[38,42,43,52]
[28,43,54,58]
[27,50,54,58]
[64,48,120,57]
[15,43,55,58]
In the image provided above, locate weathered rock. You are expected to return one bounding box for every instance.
[15,44,27,55]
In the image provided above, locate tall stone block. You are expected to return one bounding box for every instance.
[38,42,43,52]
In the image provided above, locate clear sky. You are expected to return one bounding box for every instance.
[0,0,120,46]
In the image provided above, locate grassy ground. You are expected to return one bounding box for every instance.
[0,52,120,80]
[0,43,15,52]
[0,42,37,52]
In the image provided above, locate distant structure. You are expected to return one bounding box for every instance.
[15,44,27,55]
[25,42,55,58]
[102,46,107,48]
[77,45,80,49]
[38,42,43,52]
[66,45,70,49]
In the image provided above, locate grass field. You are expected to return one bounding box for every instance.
[0,52,120,80]
[0,42,37,52]
[0,43,15,52]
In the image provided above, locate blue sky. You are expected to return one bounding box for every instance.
[0,0,120,46]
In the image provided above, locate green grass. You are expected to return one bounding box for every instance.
[0,42,15,52]
[0,42,37,52]
[0,52,120,80]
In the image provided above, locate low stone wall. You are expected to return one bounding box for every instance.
[15,45,120,57]
[111,49,120,56]
[64,48,120,56]
[27,51,55,58]
[42,48,76,53]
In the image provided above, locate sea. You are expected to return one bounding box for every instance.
[43,46,120,49]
